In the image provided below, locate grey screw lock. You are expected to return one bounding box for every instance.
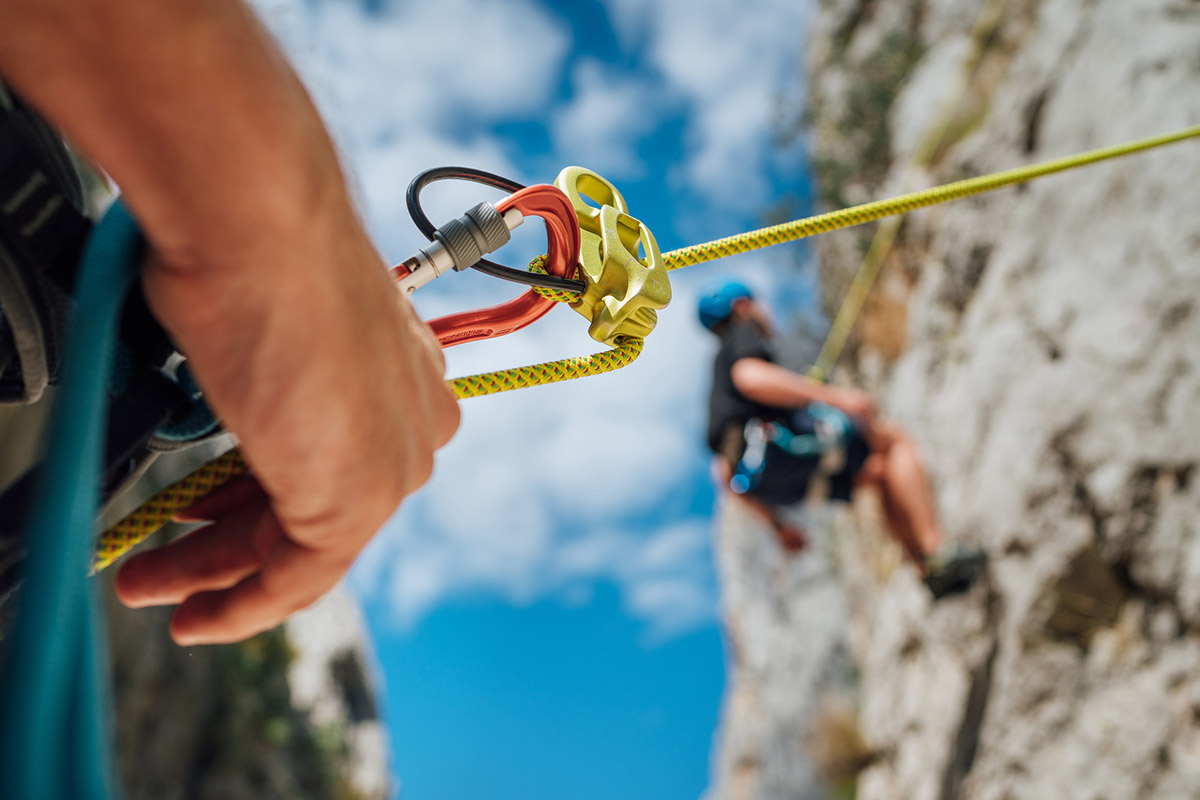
[397,202,523,295]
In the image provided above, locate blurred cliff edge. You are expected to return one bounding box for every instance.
[106,525,392,800]
[705,1,1200,799]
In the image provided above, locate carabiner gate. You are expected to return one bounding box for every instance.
[391,167,583,348]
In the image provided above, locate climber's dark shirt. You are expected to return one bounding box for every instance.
[705,319,788,452]
[705,318,870,507]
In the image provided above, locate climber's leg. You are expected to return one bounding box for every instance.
[858,423,944,570]
[713,455,808,554]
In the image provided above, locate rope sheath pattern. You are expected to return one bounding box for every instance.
[95,337,643,569]
[94,450,247,571]
[662,125,1200,270]
[96,124,1200,570]
[449,334,642,398]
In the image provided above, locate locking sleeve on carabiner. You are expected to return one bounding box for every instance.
[395,201,524,295]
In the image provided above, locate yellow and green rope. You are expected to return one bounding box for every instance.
[96,122,1200,570]
[662,124,1200,270]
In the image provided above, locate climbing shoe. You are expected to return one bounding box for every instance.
[923,542,987,599]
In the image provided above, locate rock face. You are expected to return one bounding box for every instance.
[709,1,1200,798]
[706,502,853,800]
[109,577,392,800]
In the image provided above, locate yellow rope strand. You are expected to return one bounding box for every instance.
[96,123,1200,570]
[662,124,1200,270]
[807,0,1009,382]
[449,334,642,398]
[95,337,642,569]
[94,450,247,571]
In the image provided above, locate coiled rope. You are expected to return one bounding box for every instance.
[96,122,1200,570]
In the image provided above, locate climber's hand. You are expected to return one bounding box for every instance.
[115,214,459,645]
[825,386,876,425]
[115,473,373,644]
[1,0,460,644]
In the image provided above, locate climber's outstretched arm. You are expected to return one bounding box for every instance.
[731,357,877,423]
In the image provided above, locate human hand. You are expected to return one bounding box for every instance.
[115,204,460,645]
[115,475,305,642]
[0,0,460,643]
[824,386,877,425]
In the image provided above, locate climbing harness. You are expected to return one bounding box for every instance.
[730,405,854,496]
[730,0,1011,498]
[0,88,221,611]
[0,83,90,404]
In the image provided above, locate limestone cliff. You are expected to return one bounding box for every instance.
[109,577,392,800]
[708,1,1200,798]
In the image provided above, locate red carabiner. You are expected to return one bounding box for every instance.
[427,185,581,347]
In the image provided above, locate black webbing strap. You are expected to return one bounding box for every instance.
[0,88,91,402]
[0,88,222,621]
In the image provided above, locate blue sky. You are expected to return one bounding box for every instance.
[251,0,817,796]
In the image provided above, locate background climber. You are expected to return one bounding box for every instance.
[700,278,985,598]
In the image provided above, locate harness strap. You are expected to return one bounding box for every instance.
[0,85,91,403]
[729,405,853,497]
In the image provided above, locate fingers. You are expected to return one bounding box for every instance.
[430,378,461,449]
[168,541,344,645]
[115,496,283,608]
[117,485,349,646]
[402,299,460,450]
[401,292,447,374]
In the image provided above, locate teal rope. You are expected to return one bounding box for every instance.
[0,201,142,799]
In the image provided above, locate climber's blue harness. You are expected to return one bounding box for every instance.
[729,402,857,496]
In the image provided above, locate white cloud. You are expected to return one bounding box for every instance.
[606,0,810,210]
[249,0,811,642]
[625,576,713,642]
[251,0,568,261]
[635,520,708,573]
[551,60,661,179]
[256,0,569,129]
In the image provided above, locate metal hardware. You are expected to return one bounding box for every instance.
[395,202,523,295]
[403,166,586,293]
[553,166,671,345]
[420,184,581,347]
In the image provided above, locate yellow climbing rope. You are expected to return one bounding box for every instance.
[807,0,1009,382]
[93,337,643,570]
[662,124,1200,269]
[96,450,247,570]
[96,122,1200,571]
[449,334,642,399]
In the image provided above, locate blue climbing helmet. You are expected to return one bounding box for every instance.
[697,278,753,330]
